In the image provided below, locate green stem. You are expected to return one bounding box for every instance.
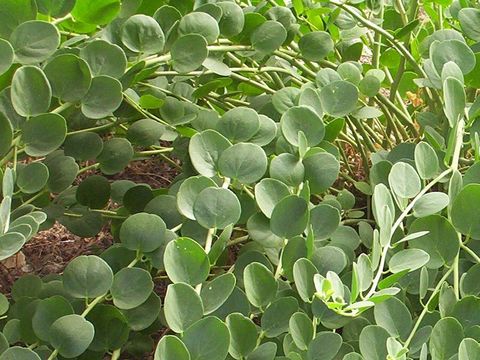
[460,243,480,263]
[403,266,454,348]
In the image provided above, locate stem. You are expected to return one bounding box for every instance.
[403,266,454,348]
[461,243,480,263]
[328,0,427,79]
[366,118,465,299]
[51,102,73,114]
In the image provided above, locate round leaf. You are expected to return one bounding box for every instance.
[193,187,241,229]
[44,54,92,102]
[81,75,123,119]
[11,66,51,117]
[319,80,358,117]
[271,195,309,238]
[281,106,325,147]
[111,267,154,310]
[21,113,66,156]
[218,143,267,184]
[164,282,204,333]
[164,237,210,286]
[298,31,334,61]
[121,14,165,55]
[182,316,230,360]
[171,34,208,73]
[62,255,113,298]
[120,212,166,252]
[10,20,59,64]
[49,314,95,358]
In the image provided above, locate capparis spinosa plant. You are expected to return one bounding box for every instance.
[1,0,480,359]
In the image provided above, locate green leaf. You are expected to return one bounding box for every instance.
[200,273,236,315]
[388,162,421,199]
[414,141,439,179]
[251,20,286,54]
[0,347,41,360]
[179,12,219,44]
[461,264,480,296]
[409,215,459,268]
[0,113,12,157]
[189,130,232,177]
[32,296,74,342]
[293,258,318,302]
[121,292,161,331]
[97,138,134,175]
[182,316,230,360]
[126,119,164,146]
[177,176,217,220]
[310,204,341,241]
[44,54,92,102]
[76,175,111,209]
[45,153,79,193]
[111,267,153,309]
[121,14,165,54]
[226,313,258,359]
[459,338,480,360]
[49,314,95,358]
[154,335,190,360]
[81,75,123,119]
[64,132,103,161]
[281,106,325,147]
[11,66,51,117]
[21,113,66,157]
[164,237,210,286]
[193,187,241,229]
[459,8,480,41]
[298,31,334,61]
[388,249,430,273]
[303,151,340,194]
[430,317,464,360]
[359,325,390,360]
[16,163,49,194]
[431,39,476,75]
[307,331,342,360]
[217,2,244,37]
[0,0,37,39]
[270,153,305,187]
[217,107,260,143]
[171,34,208,73]
[37,0,75,17]
[10,20,59,65]
[86,304,129,352]
[164,282,204,333]
[79,39,127,79]
[373,297,412,340]
[261,296,298,337]
[71,0,120,25]
[270,195,309,238]
[451,184,480,239]
[62,255,113,299]
[246,342,276,360]
[243,262,278,309]
[443,76,466,127]
[218,143,267,184]
[254,178,290,218]
[120,212,166,252]
[289,312,314,350]
[319,80,359,117]
[413,192,449,218]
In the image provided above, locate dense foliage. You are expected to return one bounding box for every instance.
[1,0,480,358]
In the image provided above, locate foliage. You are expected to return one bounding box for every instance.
[0,0,480,359]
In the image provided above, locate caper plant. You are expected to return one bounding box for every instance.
[0,0,480,359]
